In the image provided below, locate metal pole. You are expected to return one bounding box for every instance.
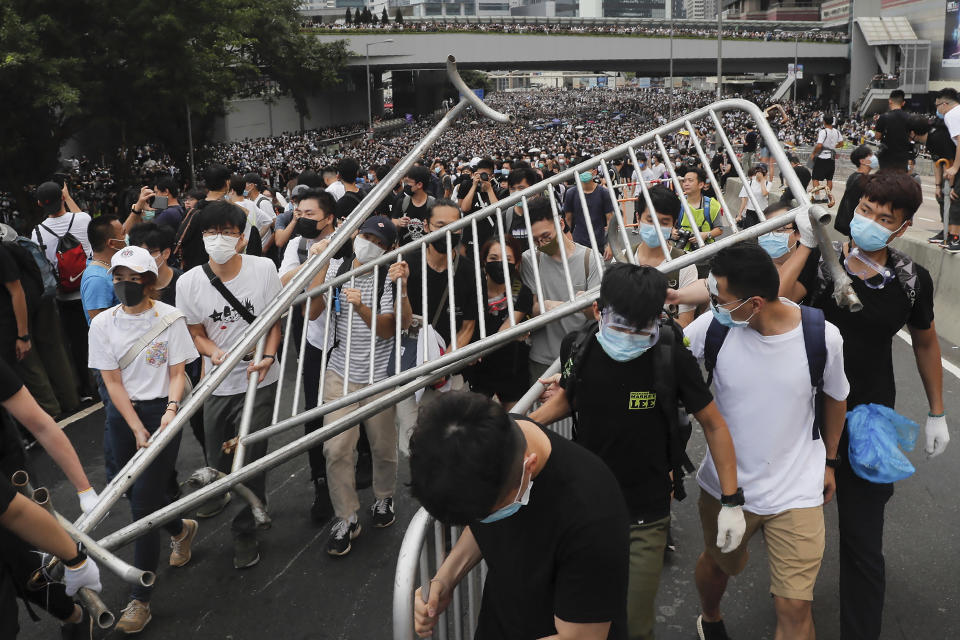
[716,4,722,99]
[794,34,799,104]
[669,22,674,119]
[366,44,372,130]
[185,102,196,188]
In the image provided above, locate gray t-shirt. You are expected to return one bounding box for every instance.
[521,243,602,365]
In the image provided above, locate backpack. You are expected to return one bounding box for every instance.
[0,241,45,311]
[561,315,696,501]
[12,236,57,299]
[814,241,918,309]
[35,214,86,293]
[703,305,827,441]
[400,194,435,217]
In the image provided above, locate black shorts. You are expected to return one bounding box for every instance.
[811,158,836,181]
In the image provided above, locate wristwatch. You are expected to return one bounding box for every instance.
[720,487,745,507]
[16,334,30,342]
[63,543,87,569]
[825,456,842,470]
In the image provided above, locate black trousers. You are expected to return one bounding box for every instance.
[835,429,894,640]
[302,341,328,481]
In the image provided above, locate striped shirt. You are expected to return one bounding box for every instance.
[325,262,396,384]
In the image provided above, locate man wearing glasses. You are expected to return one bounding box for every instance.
[176,201,283,570]
[935,88,960,252]
[531,263,743,640]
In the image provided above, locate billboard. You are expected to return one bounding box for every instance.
[944,0,960,67]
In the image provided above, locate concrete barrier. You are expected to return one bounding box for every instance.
[892,230,960,347]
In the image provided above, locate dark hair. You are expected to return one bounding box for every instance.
[299,188,337,217]
[185,188,207,202]
[526,197,554,225]
[889,89,905,103]
[128,222,175,252]
[427,198,461,221]
[338,157,359,182]
[409,391,523,524]
[229,174,246,197]
[375,165,391,182]
[202,164,231,191]
[597,263,667,328]
[683,167,708,184]
[907,114,932,135]
[479,236,523,265]
[822,114,836,126]
[636,185,682,225]
[476,157,495,171]
[861,171,923,220]
[155,176,179,198]
[507,167,539,189]
[407,166,431,190]
[297,170,325,188]
[242,172,264,190]
[850,144,873,167]
[937,87,959,103]
[762,201,790,218]
[196,200,247,233]
[709,243,780,302]
[87,214,120,252]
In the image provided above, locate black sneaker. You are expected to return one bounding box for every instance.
[326,518,361,556]
[946,235,960,254]
[311,479,334,524]
[233,532,260,569]
[929,230,945,244]
[371,497,396,528]
[697,615,731,640]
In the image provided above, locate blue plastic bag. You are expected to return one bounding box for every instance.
[846,403,919,484]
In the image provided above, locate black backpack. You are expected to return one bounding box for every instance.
[560,314,695,501]
[1,242,44,312]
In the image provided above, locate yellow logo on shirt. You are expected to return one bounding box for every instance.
[628,391,656,410]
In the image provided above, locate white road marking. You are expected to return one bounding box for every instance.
[58,402,104,429]
[897,329,960,380]
[255,526,326,596]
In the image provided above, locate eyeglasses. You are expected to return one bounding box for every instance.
[202,230,242,238]
[708,293,745,309]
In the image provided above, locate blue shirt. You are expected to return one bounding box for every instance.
[80,261,118,326]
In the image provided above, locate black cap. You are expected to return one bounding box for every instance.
[36,182,63,215]
[358,215,397,247]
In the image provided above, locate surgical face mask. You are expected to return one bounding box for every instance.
[353,236,385,264]
[850,212,903,252]
[758,232,791,258]
[868,155,879,170]
[579,171,594,183]
[368,173,376,182]
[707,273,754,328]
[294,216,325,240]
[142,209,156,222]
[114,280,145,307]
[203,234,239,264]
[937,111,945,120]
[595,314,659,362]
[242,189,250,197]
[639,222,666,248]
[538,235,560,256]
[480,460,533,524]
[434,166,442,174]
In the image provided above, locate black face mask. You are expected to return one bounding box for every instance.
[294,216,324,240]
[114,281,145,307]
[485,262,513,284]
[430,232,461,254]
[403,185,415,197]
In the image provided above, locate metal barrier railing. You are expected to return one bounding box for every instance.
[74,57,859,606]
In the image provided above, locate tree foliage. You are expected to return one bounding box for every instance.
[395,9,404,24]
[345,7,352,24]
[0,0,348,204]
[381,8,389,24]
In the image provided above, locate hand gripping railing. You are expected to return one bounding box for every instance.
[84,90,859,561]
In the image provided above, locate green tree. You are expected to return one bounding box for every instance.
[460,69,492,93]
[361,7,372,24]
[345,7,352,23]
[381,7,389,24]
[354,8,362,23]
[395,8,404,24]
[0,0,348,214]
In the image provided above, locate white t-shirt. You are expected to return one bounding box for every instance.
[88,301,199,401]
[684,301,850,515]
[944,104,960,141]
[176,256,282,396]
[33,212,93,267]
[816,128,843,159]
[279,236,332,351]
[252,195,276,244]
[738,179,774,212]
[325,181,345,202]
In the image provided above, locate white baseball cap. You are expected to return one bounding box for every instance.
[109,245,158,277]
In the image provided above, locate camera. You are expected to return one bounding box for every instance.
[480,173,490,182]
[674,227,694,248]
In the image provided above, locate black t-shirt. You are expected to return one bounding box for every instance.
[471,427,629,640]
[405,248,479,346]
[833,173,868,236]
[0,356,23,404]
[392,193,432,245]
[0,246,21,345]
[0,473,15,517]
[468,277,533,378]
[559,335,712,521]
[875,109,911,166]
[798,246,934,409]
[743,130,758,153]
[157,268,183,307]
[335,190,364,221]
[927,120,956,161]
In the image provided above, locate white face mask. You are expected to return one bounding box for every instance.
[203,234,239,264]
[353,236,384,264]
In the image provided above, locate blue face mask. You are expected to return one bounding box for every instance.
[596,322,658,362]
[850,213,900,252]
[937,111,945,120]
[869,155,879,170]
[709,297,754,328]
[242,189,250,197]
[758,232,791,258]
[480,462,533,524]
[639,222,665,248]
[579,171,594,183]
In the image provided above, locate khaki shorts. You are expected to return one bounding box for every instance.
[698,490,825,601]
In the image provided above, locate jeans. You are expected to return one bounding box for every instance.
[301,342,327,481]
[94,370,121,483]
[203,383,275,536]
[836,429,893,640]
[109,397,184,602]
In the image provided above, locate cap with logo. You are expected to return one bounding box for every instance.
[358,215,397,247]
[36,182,63,216]
[0,223,17,243]
[108,246,158,277]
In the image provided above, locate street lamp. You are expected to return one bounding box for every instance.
[366,39,394,130]
[716,1,723,99]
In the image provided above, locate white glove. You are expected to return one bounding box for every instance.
[77,487,99,514]
[64,558,102,597]
[716,505,746,554]
[794,209,818,248]
[924,414,950,458]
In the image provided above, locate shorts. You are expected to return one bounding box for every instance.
[698,490,825,601]
[758,146,770,158]
[811,158,836,181]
